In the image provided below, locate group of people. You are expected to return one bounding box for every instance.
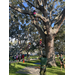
[10,52,65,75]
[39,54,65,75]
[12,53,24,61]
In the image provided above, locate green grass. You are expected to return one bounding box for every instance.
[9,56,65,75]
[9,55,39,60]
[24,55,39,59]
[9,56,13,61]
[9,60,40,75]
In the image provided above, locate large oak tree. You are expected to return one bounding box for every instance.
[9,0,65,66]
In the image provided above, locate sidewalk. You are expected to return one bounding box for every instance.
[16,66,40,75]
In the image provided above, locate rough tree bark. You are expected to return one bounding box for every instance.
[45,34,56,66]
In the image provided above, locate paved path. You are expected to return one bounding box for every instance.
[16,66,40,75]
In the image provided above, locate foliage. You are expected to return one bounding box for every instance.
[9,0,65,65]
[54,25,65,54]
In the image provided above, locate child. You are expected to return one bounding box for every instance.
[18,53,21,61]
[59,54,65,71]
[16,54,18,60]
[14,55,16,61]
[39,55,47,75]
[22,54,24,61]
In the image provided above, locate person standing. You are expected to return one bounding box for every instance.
[39,55,47,75]
[14,55,16,61]
[16,54,18,60]
[22,54,24,60]
[12,55,14,61]
[20,53,22,61]
[18,53,21,61]
[59,54,65,71]
[57,54,58,57]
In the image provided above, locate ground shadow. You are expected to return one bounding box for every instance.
[27,60,40,63]
[17,62,39,67]
[9,63,31,75]
[9,63,22,73]
[17,62,34,67]
[47,69,65,75]
[56,62,61,67]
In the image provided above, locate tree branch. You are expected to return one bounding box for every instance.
[25,0,47,17]
[36,13,49,22]
[25,0,40,10]
[30,16,45,43]
[9,3,49,23]
[25,0,47,18]
[9,4,31,15]
[36,0,47,17]
[19,2,26,9]
[49,0,57,20]
[52,9,65,35]
[32,22,45,44]
[43,0,47,6]
[37,0,42,6]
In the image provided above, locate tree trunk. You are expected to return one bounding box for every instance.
[27,51,29,58]
[45,35,57,67]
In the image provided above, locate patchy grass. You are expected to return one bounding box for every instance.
[24,55,39,59]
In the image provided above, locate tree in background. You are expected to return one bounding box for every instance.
[54,25,65,55]
[9,0,65,66]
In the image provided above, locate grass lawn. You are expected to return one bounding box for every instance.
[9,55,39,61]
[9,56,65,75]
[24,55,39,59]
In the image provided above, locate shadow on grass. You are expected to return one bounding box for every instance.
[26,60,40,64]
[17,62,34,67]
[9,63,22,73]
[28,60,40,63]
[46,59,65,75]
[17,61,39,67]
[56,62,61,67]
[47,69,65,75]
[55,58,61,68]
[9,63,31,75]
[9,58,65,75]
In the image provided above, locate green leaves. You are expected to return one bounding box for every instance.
[21,19,24,24]
[54,25,65,53]
[9,0,65,55]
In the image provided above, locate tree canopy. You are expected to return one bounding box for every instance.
[9,0,65,55]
